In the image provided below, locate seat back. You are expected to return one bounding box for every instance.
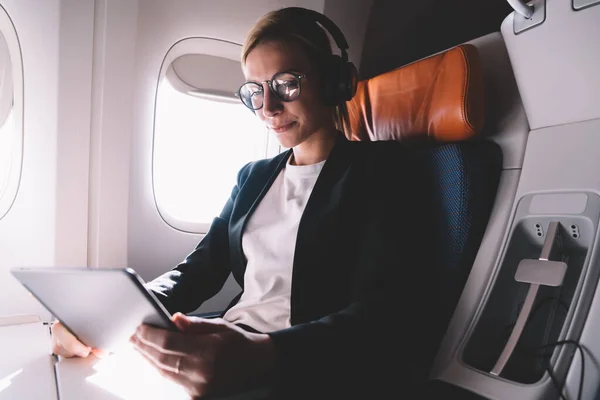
[344,43,502,342]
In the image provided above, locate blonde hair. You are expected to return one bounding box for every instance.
[241,8,348,134]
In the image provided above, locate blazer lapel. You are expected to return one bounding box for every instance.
[283,134,357,324]
[299,134,354,221]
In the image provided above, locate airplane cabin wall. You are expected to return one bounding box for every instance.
[0,0,93,318]
[358,0,513,79]
[323,0,373,70]
[87,0,138,270]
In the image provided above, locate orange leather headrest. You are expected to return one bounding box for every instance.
[345,44,484,142]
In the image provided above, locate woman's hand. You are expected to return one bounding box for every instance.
[50,321,106,358]
[129,313,276,398]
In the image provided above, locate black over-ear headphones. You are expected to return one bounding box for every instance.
[283,7,358,106]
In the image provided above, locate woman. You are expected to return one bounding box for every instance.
[52,6,436,399]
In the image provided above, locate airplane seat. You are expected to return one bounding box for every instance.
[422,2,600,397]
[345,43,503,363]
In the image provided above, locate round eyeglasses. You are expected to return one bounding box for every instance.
[235,71,306,111]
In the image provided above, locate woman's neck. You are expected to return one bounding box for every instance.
[290,128,339,166]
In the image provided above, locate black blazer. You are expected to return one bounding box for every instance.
[148,134,437,398]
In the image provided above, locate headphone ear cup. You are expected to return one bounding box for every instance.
[340,61,358,102]
[322,55,358,105]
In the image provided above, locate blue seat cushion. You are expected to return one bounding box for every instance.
[411,139,502,328]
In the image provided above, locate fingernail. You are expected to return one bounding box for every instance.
[93,349,107,359]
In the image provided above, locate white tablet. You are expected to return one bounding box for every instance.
[10,267,179,351]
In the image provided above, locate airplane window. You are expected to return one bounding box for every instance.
[153,77,268,233]
[0,26,21,221]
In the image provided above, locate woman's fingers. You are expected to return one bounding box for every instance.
[50,321,91,358]
[91,347,109,358]
[132,341,205,397]
[130,334,187,374]
[52,341,76,358]
[172,314,231,334]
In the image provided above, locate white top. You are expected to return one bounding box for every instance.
[223,157,326,332]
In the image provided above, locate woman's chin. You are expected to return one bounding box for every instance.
[272,132,297,150]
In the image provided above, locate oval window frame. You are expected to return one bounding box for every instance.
[0,4,23,221]
[152,37,269,234]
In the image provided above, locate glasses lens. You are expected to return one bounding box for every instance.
[271,73,301,101]
[239,82,263,110]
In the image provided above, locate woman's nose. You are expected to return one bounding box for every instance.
[261,85,283,117]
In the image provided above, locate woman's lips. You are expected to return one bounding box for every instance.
[270,121,296,133]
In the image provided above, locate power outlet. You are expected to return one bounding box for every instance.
[570,224,580,239]
[535,223,544,237]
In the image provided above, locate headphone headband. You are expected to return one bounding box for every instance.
[281,7,350,61]
[261,7,358,105]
